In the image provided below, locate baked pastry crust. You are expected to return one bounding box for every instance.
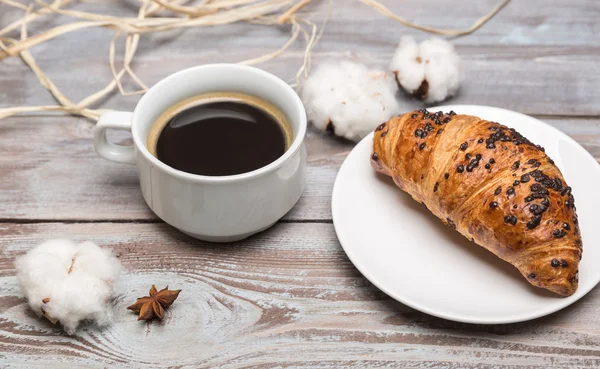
[371,109,582,296]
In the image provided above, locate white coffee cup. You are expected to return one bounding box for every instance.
[93,64,307,242]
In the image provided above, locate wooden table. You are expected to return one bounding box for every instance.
[1,0,600,367]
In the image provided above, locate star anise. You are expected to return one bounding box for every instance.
[127,285,181,321]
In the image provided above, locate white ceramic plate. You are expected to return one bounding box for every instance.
[332,105,600,324]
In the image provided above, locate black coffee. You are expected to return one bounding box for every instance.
[148,93,291,176]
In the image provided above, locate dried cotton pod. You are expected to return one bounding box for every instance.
[390,36,462,103]
[300,60,401,142]
[15,239,122,334]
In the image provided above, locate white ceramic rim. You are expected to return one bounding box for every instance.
[332,105,600,324]
[131,64,307,183]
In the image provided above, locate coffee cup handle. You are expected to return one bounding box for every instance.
[94,111,136,164]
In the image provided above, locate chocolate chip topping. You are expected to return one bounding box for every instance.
[527,215,542,229]
[529,204,543,215]
[565,195,576,209]
[494,186,502,195]
[520,174,530,183]
[541,179,555,189]
[554,178,563,191]
[511,161,520,170]
[553,229,567,238]
[478,138,484,144]
[446,218,456,229]
[433,182,439,192]
[460,142,468,151]
[528,273,536,279]
[371,152,378,161]
[551,259,560,268]
[457,165,465,173]
[465,153,472,160]
[504,215,518,225]
[444,172,449,180]
[489,201,498,209]
[411,114,418,119]
[381,131,388,137]
[466,158,480,172]
[419,142,426,150]
[483,123,544,152]
[489,158,496,164]
[561,259,568,268]
[570,272,579,284]
[541,197,550,207]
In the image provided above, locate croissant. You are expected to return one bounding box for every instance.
[371,109,582,297]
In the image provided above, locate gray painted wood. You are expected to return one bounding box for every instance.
[2,222,600,368]
[2,0,600,115]
[1,0,600,367]
[0,116,597,221]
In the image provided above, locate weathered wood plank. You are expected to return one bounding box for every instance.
[1,222,600,368]
[5,43,600,116]
[2,1,600,366]
[1,1,600,115]
[0,116,597,221]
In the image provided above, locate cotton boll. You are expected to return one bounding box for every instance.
[74,241,122,282]
[15,239,76,316]
[390,36,461,103]
[300,60,401,142]
[15,239,122,334]
[390,36,425,93]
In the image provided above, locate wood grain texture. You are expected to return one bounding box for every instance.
[1,0,600,115]
[0,116,597,221]
[2,0,600,367]
[2,222,600,368]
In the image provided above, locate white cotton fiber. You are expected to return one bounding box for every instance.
[300,60,401,142]
[390,36,461,103]
[15,239,122,334]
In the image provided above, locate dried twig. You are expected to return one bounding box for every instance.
[0,0,510,121]
[0,0,75,37]
[277,0,311,24]
[359,0,511,36]
[239,20,301,65]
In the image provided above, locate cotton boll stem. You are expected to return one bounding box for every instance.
[41,297,58,324]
